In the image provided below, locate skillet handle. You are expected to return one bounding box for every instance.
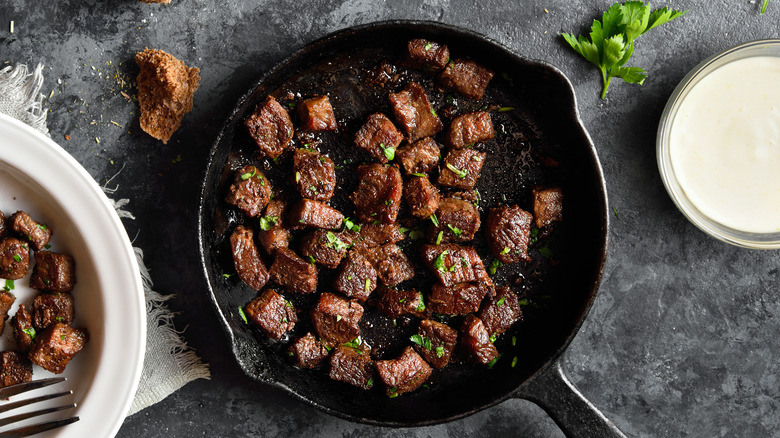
[512,358,627,438]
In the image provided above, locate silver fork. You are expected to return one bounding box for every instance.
[0,378,78,437]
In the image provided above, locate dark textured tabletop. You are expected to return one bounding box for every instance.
[2,1,780,437]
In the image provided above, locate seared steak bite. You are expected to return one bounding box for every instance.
[300,230,352,269]
[269,248,318,294]
[288,332,330,369]
[404,176,440,219]
[293,148,336,202]
[0,237,30,280]
[427,282,492,315]
[256,199,290,255]
[0,290,14,335]
[350,164,403,224]
[532,186,563,228]
[334,251,377,302]
[0,351,32,387]
[362,243,415,287]
[229,225,270,291]
[376,287,425,319]
[445,111,495,149]
[479,286,523,337]
[9,211,51,251]
[29,251,76,293]
[396,137,441,176]
[329,345,374,390]
[388,82,443,142]
[438,148,486,190]
[376,346,432,396]
[406,39,450,71]
[287,199,344,230]
[297,95,338,131]
[429,197,480,242]
[354,113,403,164]
[245,289,297,340]
[11,304,34,353]
[438,59,494,100]
[486,205,533,263]
[460,315,498,365]
[348,222,405,253]
[311,293,363,347]
[224,165,271,218]
[421,244,492,287]
[244,95,294,159]
[28,323,89,374]
[414,319,458,369]
[32,292,75,330]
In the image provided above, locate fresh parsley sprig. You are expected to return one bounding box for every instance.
[562,1,687,99]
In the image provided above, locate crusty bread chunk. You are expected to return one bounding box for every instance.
[135,48,200,144]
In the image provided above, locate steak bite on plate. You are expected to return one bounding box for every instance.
[405,39,450,71]
[428,196,480,243]
[256,198,290,255]
[329,345,374,390]
[388,81,443,142]
[486,205,533,264]
[9,211,51,251]
[311,293,363,347]
[413,319,458,369]
[0,351,32,387]
[287,199,344,230]
[245,289,297,340]
[460,314,498,365]
[376,287,425,319]
[293,148,336,202]
[421,244,492,287]
[32,292,75,330]
[297,95,338,131]
[444,111,495,149]
[0,237,30,280]
[29,251,76,293]
[404,176,440,219]
[288,332,330,369]
[229,225,269,291]
[224,165,271,218]
[375,346,432,396]
[478,286,523,337]
[354,113,403,164]
[11,304,34,353]
[350,163,403,224]
[244,95,294,159]
[269,248,318,294]
[396,137,441,176]
[0,290,14,335]
[427,281,492,316]
[334,251,378,302]
[28,322,89,374]
[438,59,494,100]
[300,229,352,269]
[361,243,415,287]
[438,148,487,190]
[532,186,563,228]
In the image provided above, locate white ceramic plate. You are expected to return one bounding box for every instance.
[0,114,145,437]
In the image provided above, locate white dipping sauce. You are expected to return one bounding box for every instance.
[670,56,780,233]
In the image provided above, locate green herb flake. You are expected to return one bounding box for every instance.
[496,297,506,306]
[21,327,36,339]
[433,250,449,272]
[336,314,343,322]
[37,223,48,231]
[497,106,515,112]
[416,291,426,311]
[238,306,248,324]
[410,173,426,177]
[410,334,432,351]
[12,254,22,262]
[431,109,437,117]
[762,0,770,14]
[500,247,511,255]
[366,378,373,388]
[511,356,518,368]
[3,279,14,291]
[436,231,444,245]
[430,213,440,227]
[461,257,469,267]
[435,346,445,358]
[364,278,371,293]
[445,162,468,178]
[424,42,433,50]
[343,217,361,232]
[223,273,233,279]
[487,354,502,369]
[307,255,316,265]
[613,207,619,218]
[384,199,393,206]
[260,216,278,231]
[343,337,362,349]
[538,246,554,258]
[447,224,463,236]
[241,166,258,181]
[56,316,64,322]
[326,231,349,251]
[490,333,497,343]
[409,228,424,240]
[295,171,301,183]
[512,336,517,346]
[379,142,395,161]
[518,298,530,306]
[488,258,501,275]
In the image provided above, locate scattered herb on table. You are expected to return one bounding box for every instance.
[762,0,769,14]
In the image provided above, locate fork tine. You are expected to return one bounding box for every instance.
[0,378,67,399]
[0,404,76,428]
[0,391,73,415]
[0,416,79,438]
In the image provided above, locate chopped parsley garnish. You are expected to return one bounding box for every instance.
[384,199,393,206]
[416,291,426,311]
[223,273,234,279]
[12,254,21,262]
[529,227,539,245]
[379,142,395,161]
[343,217,361,232]
[259,216,278,231]
[336,314,343,322]
[538,246,554,258]
[445,162,468,178]
[366,378,373,388]
[410,334,432,351]
[489,333,497,343]
[500,247,510,255]
[431,109,437,117]
[488,258,501,275]
[410,173,426,177]
[430,213,439,227]
[497,106,515,112]
[433,250,448,271]
[326,231,349,251]
[3,279,14,291]
[424,42,433,50]
[496,297,506,306]
[37,223,49,231]
[240,166,258,181]
[435,346,445,358]
[238,306,248,324]
[364,278,371,293]
[460,257,469,267]
[56,316,64,322]
[22,327,36,339]
[511,356,518,368]
[389,388,399,398]
[307,255,316,265]
[487,354,502,369]
[295,171,301,183]
[435,231,444,245]
[343,337,362,348]
[511,336,517,346]
[447,224,463,236]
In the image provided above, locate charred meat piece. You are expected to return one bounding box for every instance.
[9,211,51,251]
[427,282,492,315]
[396,137,441,176]
[348,222,405,253]
[297,95,338,131]
[460,314,498,365]
[0,237,30,280]
[438,59,494,100]
[32,292,75,330]
[438,148,487,190]
[406,38,450,71]
[28,323,89,374]
[445,111,495,149]
[413,319,458,369]
[420,244,492,287]
[486,205,533,263]
[287,199,344,230]
[375,346,432,396]
[0,351,32,387]
[293,148,336,202]
[376,287,425,319]
[532,186,563,228]
[256,199,290,255]
[329,345,374,390]
[366,60,397,88]
[311,293,364,347]
[429,197,480,243]
[269,248,318,294]
[334,251,377,302]
[224,165,271,218]
[362,243,415,287]
[0,290,14,335]
[11,304,34,353]
[245,289,297,340]
[230,225,269,291]
[29,251,75,293]
[354,113,403,164]
[479,286,523,337]
[404,176,439,219]
[350,164,403,224]
[388,82,443,142]
[244,95,294,159]
[300,230,352,269]
[288,332,330,369]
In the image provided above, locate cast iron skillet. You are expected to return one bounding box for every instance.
[198,21,623,436]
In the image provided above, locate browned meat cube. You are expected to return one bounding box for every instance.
[0,237,29,280]
[396,137,441,176]
[244,289,297,340]
[293,149,336,202]
[9,211,51,251]
[413,319,458,369]
[438,59,494,100]
[362,243,414,287]
[11,304,34,353]
[427,282,492,315]
[420,244,492,287]
[329,345,374,390]
[460,315,498,365]
[288,332,330,369]
[0,290,14,335]
[334,251,377,302]
[438,148,486,190]
[354,113,403,164]
[244,95,294,159]
[269,248,318,294]
[300,230,352,269]
[256,199,290,255]
[376,287,425,319]
[388,82,443,142]
[348,222,405,253]
[486,205,533,263]
[229,225,269,291]
[406,39,450,71]
[404,176,439,219]
[32,292,75,330]
[0,211,6,238]
[0,351,32,387]
[532,186,563,228]
[375,346,432,396]
[28,323,88,374]
[288,199,344,230]
[297,96,337,131]
[224,165,271,218]
[311,293,363,347]
[445,111,495,149]
[29,251,75,293]
[428,197,480,242]
[479,286,523,337]
[350,164,403,224]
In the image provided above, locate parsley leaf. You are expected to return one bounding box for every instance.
[326,231,349,251]
[433,250,448,271]
[259,216,278,231]
[446,224,463,236]
[410,334,432,351]
[343,217,361,232]
[762,0,769,13]
[379,142,395,161]
[240,166,258,181]
[238,306,248,324]
[445,162,468,178]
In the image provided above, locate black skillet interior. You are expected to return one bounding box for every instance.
[198,21,608,426]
